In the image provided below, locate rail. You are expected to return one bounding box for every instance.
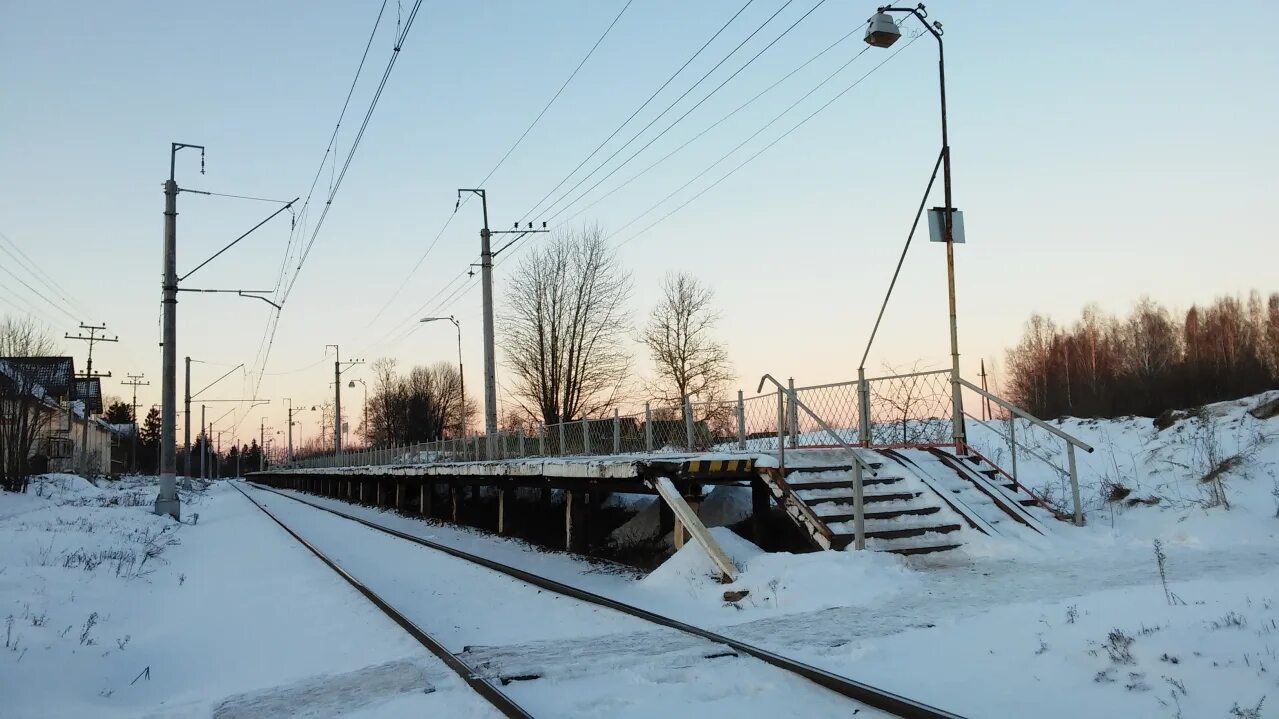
[958,378,1093,525]
[241,480,965,719]
[759,374,868,550]
[230,482,532,718]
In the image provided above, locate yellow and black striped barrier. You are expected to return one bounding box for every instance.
[683,458,755,475]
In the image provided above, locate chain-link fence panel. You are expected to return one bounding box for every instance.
[866,369,953,446]
[793,381,860,446]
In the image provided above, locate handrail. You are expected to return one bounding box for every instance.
[791,368,951,393]
[958,378,1094,453]
[958,378,1088,526]
[760,373,867,549]
[964,410,1067,479]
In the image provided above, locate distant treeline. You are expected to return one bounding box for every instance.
[1005,291,1279,419]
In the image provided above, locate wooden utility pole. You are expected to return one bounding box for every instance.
[65,322,117,474]
[121,373,149,472]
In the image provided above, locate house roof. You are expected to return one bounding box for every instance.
[0,357,76,398]
[71,377,103,414]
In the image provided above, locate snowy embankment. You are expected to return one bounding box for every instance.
[966,389,1279,549]
[0,476,500,718]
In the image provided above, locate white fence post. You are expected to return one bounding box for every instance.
[613,409,620,455]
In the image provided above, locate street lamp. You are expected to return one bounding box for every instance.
[864,3,966,449]
[419,315,466,436]
[348,379,368,447]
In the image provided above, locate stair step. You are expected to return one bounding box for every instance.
[785,465,861,475]
[885,543,963,556]
[1019,499,1040,507]
[804,491,922,505]
[787,475,904,491]
[819,505,940,523]
[980,468,1001,477]
[787,479,852,491]
[832,522,962,541]
[866,523,962,540]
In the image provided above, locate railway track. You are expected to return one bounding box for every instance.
[234,480,964,719]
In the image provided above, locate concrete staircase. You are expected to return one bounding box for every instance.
[757,446,1057,555]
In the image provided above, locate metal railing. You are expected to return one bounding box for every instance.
[277,371,963,471]
[759,373,871,550]
[958,378,1093,526]
[276,373,1092,526]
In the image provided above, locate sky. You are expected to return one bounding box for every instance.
[1,0,1276,450]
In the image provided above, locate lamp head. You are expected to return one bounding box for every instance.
[864,11,901,47]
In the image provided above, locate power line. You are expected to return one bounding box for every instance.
[537,0,829,226]
[270,0,390,300]
[613,32,922,250]
[239,0,425,429]
[282,0,425,305]
[555,21,865,230]
[407,22,897,333]
[517,0,760,224]
[238,0,393,430]
[0,229,90,320]
[364,0,634,330]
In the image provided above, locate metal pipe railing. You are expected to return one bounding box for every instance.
[958,378,1092,525]
[760,374,867,550]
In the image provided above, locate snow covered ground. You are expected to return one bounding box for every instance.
[1,391,1275,717]
[0,475,500,718]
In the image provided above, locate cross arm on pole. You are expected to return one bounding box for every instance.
[191,363,245,400]
[179,198,298,282]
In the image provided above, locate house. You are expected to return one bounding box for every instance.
[0,356,121,478]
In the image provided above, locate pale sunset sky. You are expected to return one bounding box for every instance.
[1,0,1275,447]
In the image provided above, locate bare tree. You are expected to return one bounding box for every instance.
[872,361,949,445]
[366,359,468,445]
[642,272,733,410]
[501,225,632,425]
[0,316,58,491]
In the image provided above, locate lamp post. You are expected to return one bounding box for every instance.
[347,379,368,447]
[419,316,465,435]
[865,3,965,449]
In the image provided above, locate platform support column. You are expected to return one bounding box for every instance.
[751,475,771,548]
[658,492,675,539]
[497,487,508,534]
[450,481,459,523]
[565,490,588,552]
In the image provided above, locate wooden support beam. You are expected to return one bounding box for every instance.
[450,482,458,523]
[396,481,403,510]
[650,477,737,582]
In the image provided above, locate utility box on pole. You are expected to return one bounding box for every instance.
[927,207,965,244]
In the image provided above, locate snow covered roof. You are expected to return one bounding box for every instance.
[71,377,103,414]
[0,356,76,398]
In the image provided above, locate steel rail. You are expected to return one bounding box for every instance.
[230,482,533,719]
[242,480,966,719]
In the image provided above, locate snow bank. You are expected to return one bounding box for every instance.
[641,527,917,616]
[29,472,105,499]
[966,389,1279,551]
[820,566,1279,719]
